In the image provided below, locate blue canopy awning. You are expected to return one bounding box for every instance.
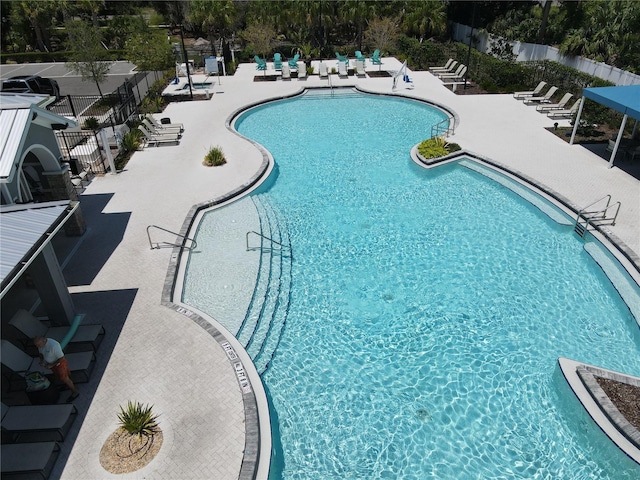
[583,85,640,120]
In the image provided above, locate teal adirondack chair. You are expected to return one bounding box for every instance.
[336,52,349,64]
[254,56,267,71]
[274,53,283,71]
[355,51,366,62]
[370,49,382,65]
[288,54,300,69]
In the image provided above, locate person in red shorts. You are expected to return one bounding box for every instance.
[33,336,79,399]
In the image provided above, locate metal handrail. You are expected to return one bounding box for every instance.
[431,113,455,138]
[583,201,621,226]
[246,230,291,252]
[147,225,197,250]
[577,194,612,217]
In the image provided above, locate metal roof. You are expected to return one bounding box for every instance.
[0,108,31,180]
[0,92,53,109]
[0,95,77,182]
[583,85,640,120]
[0,200,79,298]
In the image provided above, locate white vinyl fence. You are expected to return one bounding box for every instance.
[451,22,640,86]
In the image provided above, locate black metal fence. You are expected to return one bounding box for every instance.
[48,71,157,130]
[56,130,109,175]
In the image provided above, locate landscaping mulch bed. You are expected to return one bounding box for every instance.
[366,70,391,78]
[100,427,163,474]
[254,75,279,82]
[596,377,640,431]
[545,125,618,144]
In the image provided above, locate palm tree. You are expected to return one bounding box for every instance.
[401,0,447,41]
[187,0,236,57]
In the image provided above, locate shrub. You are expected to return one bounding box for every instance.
[417,136,460,159]
[203,146,227,166]
[117,401,159,438]
[121,130,142,153]
[83,117,100,130]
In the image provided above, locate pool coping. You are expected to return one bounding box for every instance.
[558,357,640,465]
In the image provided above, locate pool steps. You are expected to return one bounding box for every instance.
[237,197,272,347]
[246,196,283,358]
[237,195,293,374]
[253,201,292,374]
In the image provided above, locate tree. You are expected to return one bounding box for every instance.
[65,20,113,97]
[187,0,236,57]
[11,1,59,51]
[364,17,399,69]
[241,22,275,75]
[125,29,174,74]
[402,0,447,41]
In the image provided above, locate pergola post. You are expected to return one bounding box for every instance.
[569,96,586,145]
[608,114,628,169]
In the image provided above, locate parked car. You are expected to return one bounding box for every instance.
[1,75,60,98]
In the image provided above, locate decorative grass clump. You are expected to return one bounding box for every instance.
[203,146,227,167]
[83,117,100,130]
[117,401,159,438]
[417,136,461,159]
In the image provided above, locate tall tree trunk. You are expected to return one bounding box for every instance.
[537,0,552,44]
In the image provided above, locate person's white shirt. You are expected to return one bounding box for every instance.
[38,338,64,364]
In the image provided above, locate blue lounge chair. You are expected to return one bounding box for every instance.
[274,53,283,71]
[254,55,267,71]
[288,54,300,69]
[370,49,382,65]
[355,51,366,62]
[335,52,349,66]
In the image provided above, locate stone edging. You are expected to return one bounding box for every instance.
[577,365,640,449]
[558,357,640,465]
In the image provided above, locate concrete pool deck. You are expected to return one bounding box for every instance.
[53,58,639,479]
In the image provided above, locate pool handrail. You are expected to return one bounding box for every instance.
[147,225,197,250]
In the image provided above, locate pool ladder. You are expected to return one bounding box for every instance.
[574,195,621,238]
[147,225,197,250]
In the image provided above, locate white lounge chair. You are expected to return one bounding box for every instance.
[2,402,77,442]
[8,309,104,353]
[546,99,581,119]
[142,117,182,137]
[435,64,465,79]
[514,81,547,99]
[319,62,328,78]
[281,63,291,80]
[147,115,184,132]
[1,442,60,480]
[438,65,467,81]
[297,62,307,80]
[429,59,455,72]
[338,61,348,77]
[536,92,573,112]
[356,60,366,77]
[142,119,182,137]
[1,340,95,387]
[137,125,180,146]
[524,86,558,105]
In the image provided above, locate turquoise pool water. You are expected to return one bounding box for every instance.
[186,90,640,478]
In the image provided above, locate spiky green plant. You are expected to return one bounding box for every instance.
[117,401,159,437]
[203,146,227,166]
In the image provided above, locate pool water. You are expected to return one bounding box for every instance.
[187,90,640,478]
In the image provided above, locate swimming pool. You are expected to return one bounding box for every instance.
[182,89,640,479]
